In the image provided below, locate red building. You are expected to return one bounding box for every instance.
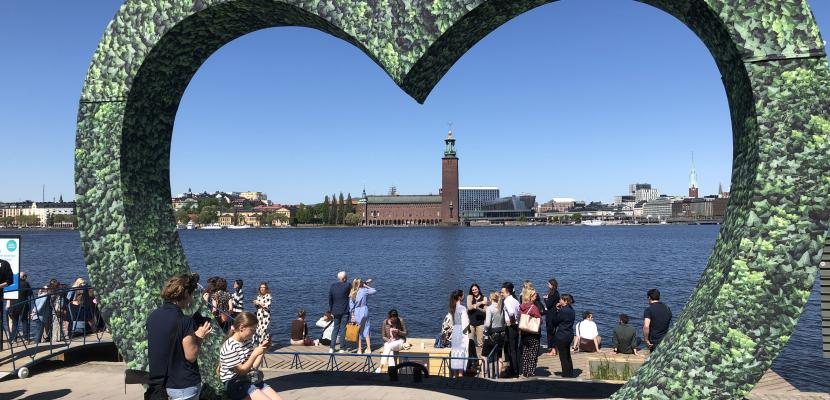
[359,132,460,226]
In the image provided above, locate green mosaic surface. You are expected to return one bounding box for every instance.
[75,0,830,398]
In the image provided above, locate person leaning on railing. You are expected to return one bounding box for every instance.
[146,272,213,400]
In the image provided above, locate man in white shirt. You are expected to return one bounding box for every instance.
[500,282,521,377]
[573,311,602,352]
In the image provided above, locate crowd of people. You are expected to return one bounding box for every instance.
[1,265,105,349]
[143,269,673,399]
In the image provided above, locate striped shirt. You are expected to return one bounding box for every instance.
[219,337,253,383]
[231,289,244,313]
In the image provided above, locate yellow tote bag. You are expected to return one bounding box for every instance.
[345,322,360,342]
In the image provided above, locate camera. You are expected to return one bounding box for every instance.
[192,312,212,327]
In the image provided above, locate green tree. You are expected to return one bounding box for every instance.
[1,216,15,226]
[15,215,39,227]
[296,204,311,224]
[344,213,361,226]
[175,208,191,224]
[321,196,330,224]
[196,206,219,225]
[326,194,335,225]
[337,192,345,225]
[517,215,527,223]
[572,213,582,223]
[345,193,354,215]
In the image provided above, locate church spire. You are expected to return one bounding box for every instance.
[688,152,699,198]
[689,152,698,189]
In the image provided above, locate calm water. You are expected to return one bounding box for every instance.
[2,226,828,393]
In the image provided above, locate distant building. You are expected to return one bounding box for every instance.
[219,213,234,227]
[629,183,652,195]
[1,201,75,227]
[466,194,536,221]
[538,198,576,213]
[240,192,267,202]
[360,195,443,225]
[672,198,712,220]
[642,197,674,221]
[357,131,459,226]
[459,187,500,215]
[635,188,660,203]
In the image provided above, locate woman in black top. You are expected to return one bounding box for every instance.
[544,278,560,355]
[553,294,576,378]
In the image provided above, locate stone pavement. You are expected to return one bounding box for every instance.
[0,361,828,400]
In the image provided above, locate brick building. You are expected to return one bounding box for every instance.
[357,132,460,226]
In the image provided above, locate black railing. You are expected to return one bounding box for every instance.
[1,286,110,375]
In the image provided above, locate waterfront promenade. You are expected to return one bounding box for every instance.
[3,334,827,399]
[2,358,828,400]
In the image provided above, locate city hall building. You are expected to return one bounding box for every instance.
[358,132,459,226]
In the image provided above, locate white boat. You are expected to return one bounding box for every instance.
[201,224,222,230]
[186,220,195,230]
[580,219,604,226]
[228,225,251,230]
[176,224,187,230]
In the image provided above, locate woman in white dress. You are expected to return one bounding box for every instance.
[253,282,272,345]
[449,289,470,377]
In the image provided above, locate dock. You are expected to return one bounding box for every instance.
[263,341,828,399]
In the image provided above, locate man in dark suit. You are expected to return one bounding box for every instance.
[328,271,351,353]
[0,259,14,350]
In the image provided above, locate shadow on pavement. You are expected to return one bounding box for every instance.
[264,370,621,399]
[2,389,73,400]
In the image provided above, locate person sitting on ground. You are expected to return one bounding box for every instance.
[573,310,601,353]
[612,314,639,355]
[315,311,335,347]
[220,312,282,400]
[290,309,316,346]
[376,309,408,373]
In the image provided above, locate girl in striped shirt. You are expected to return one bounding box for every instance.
[219,312,282,400]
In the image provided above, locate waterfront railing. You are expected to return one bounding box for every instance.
[1,286,110,376]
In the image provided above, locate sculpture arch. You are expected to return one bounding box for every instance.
[76,1,830,398]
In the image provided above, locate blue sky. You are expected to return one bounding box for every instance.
[1,1,829,204]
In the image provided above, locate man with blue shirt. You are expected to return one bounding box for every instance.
[328,271,351,353]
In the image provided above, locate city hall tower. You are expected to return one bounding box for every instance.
[441,131,460,225]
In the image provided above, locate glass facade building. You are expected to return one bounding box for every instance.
[459,187,500,214]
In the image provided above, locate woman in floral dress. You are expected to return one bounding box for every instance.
[253,282,272,344]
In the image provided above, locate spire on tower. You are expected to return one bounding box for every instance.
[444,124,457,157]
[689,151,698,189]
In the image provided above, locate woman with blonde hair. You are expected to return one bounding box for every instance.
[518,288,542,377]
[482,291,505,375]
[220,312,282,400]
[349,277,376,354]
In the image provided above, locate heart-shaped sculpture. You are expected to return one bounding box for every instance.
[75,0,830,398]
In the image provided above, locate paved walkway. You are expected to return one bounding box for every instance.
[1,361,828,400]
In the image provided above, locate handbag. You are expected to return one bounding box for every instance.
[345,322,360,342]
[518,307,541,334]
